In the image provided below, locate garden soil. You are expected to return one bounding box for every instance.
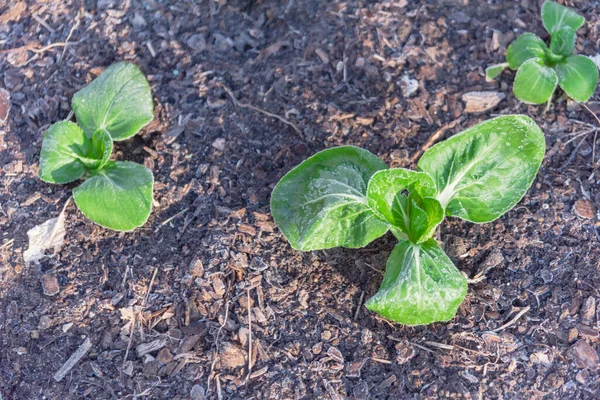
[1,0,599,399]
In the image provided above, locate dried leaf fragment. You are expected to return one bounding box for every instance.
[462,91,506,113]
[23,199,69,266]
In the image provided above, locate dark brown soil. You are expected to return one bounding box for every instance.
[1,0,600,399]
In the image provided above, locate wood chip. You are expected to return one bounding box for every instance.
[314,48,330,64]
[53,337,92,382]
[136,338,167,357]
[462,91,506,113]
[0,88,10,124]
[574,199,595,219]
[570,340,599,370]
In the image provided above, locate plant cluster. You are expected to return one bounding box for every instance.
[271,116,545,325]
[486,0,598,105]
[39,61,155,231]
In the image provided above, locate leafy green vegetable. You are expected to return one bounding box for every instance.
[271,115,545,325]
[39,121,96,184]
[38,62,155,231]
[365,239,467,325]
[73,161,154,232]
[513,58,558,104]
[270,146,389,251]
[72,62,154,141]
[485,63,508,82]
[418,115,545,222]
[549,26,576,57]
[555,55,600,103]
[487,1,597,104]
[505,33,547,69]
[541,0,585,34]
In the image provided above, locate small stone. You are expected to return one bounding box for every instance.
[355,57,365,69]
[213,34,234,52]
[191,384,206,400]
[38,315,52,330]
[62,323,73,333]
[219,342,246,369]
[462,91,506,113]
[41,273,60,296]
[187,34,206,52]
[570,340,599,370]
[212,138,226,152]
[156,348,173,364]
[399,75,419,97]
[249,257,268,272]
[574,199,595,219]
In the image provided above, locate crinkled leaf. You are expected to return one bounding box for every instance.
[399,194,444,244]
[72,61,154,141]
[366,168,441,242]
[418,115,545,223]
[271,146,389,251]
[541,0,585,35]
[513,58,558,104]
[39,121,96,183]
[506,33,547,69]
[550,26,576,57]
[556,55,599,103]
[485,63,508,81]
[73,161,153,231]
[365,239,467,326]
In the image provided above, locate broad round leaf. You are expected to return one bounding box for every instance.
[365,239,467,326]
[72,62,154,141]
[39,121,92,183]
[549,26,575,57]
[366,168,441,242]
[485,63,508,81]
[73,161,153,231]
[417,115,545,223]
[541,0,585,35]
[271,146,389,251]
[506,33,547,69]
[513,58,558,104]
[555,55,599,103]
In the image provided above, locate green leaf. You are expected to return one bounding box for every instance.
[555,55,599,103]
[39,121,94,183]
[270,146,389,251]
[485,63,509,81]
[72,61,154,141]
[365,239,467,326]
[513,58,558,104]
[366,168,441,242]
[549,26,576,57]
[417,115,545,223]
[541,0,585,35]
[505,33,548,69]
[73,161,153,231]
[90,129,113,170]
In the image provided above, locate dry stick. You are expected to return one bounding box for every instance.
[220,84,304,138]
[122,268,159,374]
[581,103,600,164]
[246,288,253,383]
[53,337,92,382]
[59,17,81,63]
[353,291,365,320]
[491,306,530,333]
[409,116,465,164]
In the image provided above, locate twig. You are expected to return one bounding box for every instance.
[407,341,436,354]
[143,267,159,308]
[582,103,600,164]
[409,116,465,163]
[32,14,55,33]
[245,288,252,383]
[53,337,92,382]
[353,291,365,320]
[220,84,303,138]
[59,16,81,63]
[491,306,530,333]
